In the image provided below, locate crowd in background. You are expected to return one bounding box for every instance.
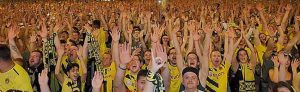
[0,0,300,92]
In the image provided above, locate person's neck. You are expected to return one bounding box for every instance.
[0,61,15,73]
[184,88,198,92]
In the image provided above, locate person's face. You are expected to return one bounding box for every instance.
[187,54,198,68]
[71,32,80,41]
[128,56,141,73]
[168,49,176,65]
[211,51,222,67]
[177,36,183,45]
[67,67,79,81]
[60,32,69,40]
[144,51,151,64]
[259,33,267,44]
[68,46,78,58]
[162,36,169,44]
[136,76,146,92]
[238,50,248,63]
[102,53,112,67]
[29,52,42,68]
[277,87,291,92]
[182,72,199,89]
[133,31,140,39]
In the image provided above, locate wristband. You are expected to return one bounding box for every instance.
[119,64,126,70]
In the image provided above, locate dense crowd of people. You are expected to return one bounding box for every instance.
[0,0,300,92]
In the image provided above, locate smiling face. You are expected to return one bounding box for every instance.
[67,66,79,81]
[237,50,248,63]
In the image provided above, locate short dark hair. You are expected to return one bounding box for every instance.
[92,20,101,29]
[0,44,11,61]
[31,50,43,58]
[66,63,79,72]
[274,81,294,92]
[182,67,199,77]
[137,69,149,80]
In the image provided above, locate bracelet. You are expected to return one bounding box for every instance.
[119,64,126,70]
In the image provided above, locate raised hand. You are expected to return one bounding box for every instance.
[110,26,120,42]
[227,28,236,38]
[8,25,20,40]
[127,24,133,34]
[92,71,103,89]
[272,56,279,67]
[149,43,167,73]
[151,24,160,43]
[203,24,213,34]
[193,30,201,41]
[53,19,62,33]
[187,20,196,32]
[38,20,48,39]
[119,43,132,64]
[291,59,300,70]
[256,3,264,11]
[38,68,49,86]
[84,23,93,33]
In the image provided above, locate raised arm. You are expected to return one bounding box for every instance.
[244,33,257,69]
[144,43,167,92]
[38,68,50,92]
[269,55,279,83]
[285,16,300,52]
[92,71,104,92]
[199,24,212,87]
[8,25,23,66]
[114,43,132,91]
[291,59,300,92]
[54,45,65,84]
[170,18,185,72]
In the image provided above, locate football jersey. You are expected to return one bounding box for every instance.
[0,63,33,92]
[100,61,116,92]
[206,61,230,92]
[168,62,181,92]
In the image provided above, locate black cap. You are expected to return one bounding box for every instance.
[182,67,199,77]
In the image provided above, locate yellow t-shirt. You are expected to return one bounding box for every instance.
[206,61,230,92]
[93,28,108,59]
[168,63,181,92]
[141,64,148,70]
[62,77,85,92]
[276,43,285,52]
[124,70,137,91]
[0,63,33,92]
[100,61,116,92]
[255,44,267,65]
